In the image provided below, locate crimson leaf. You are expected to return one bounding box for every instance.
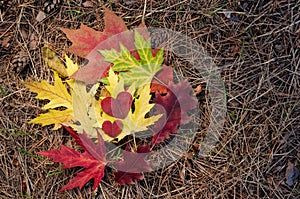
[37,128,106,191]
[114,145,152,185]
[152,80,197,145]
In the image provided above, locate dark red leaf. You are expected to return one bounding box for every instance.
[114,145,152,185]
[37,131,106,191]
[114,171,143,185]
[59,165,105,192]
[101,92,132,119]
[152,80,197,145]
[151,65,173,94]
[102,120,123,138]
[63,125,86,150]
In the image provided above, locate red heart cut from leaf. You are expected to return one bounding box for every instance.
[101,92,132,119]
[102,120,123,138]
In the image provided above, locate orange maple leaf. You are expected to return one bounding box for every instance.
[60,8,147,84]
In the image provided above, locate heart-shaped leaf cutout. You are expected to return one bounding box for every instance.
[102,120,123,138]
[101,92,132,119]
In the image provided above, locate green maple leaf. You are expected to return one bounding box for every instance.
[99,30,164,87]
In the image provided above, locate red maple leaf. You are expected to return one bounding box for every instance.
[114,145,152,185]
[60,8,149,84]
[37,127,106,191]
[150,65,173,94]
[152,80,198,145]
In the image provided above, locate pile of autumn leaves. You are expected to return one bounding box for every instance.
[24,9,197,192]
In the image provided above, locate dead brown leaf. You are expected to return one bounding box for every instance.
[193,84,202,96]
[29,33,38,50]
[1,36,11,48]
[82,1,94,7]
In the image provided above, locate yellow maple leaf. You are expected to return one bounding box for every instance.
[24,72,72,110]
[121,84,162,140]
[42,47,79,78]
[29,109,73,130]
[96,72,161,141]
[64,54,79,77]
[71,81,100,137]
[103,68,125,98]
[24,55,79,129]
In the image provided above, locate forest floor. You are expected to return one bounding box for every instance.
[0,0,299,198]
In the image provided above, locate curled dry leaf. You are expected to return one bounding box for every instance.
[42,46,67,77]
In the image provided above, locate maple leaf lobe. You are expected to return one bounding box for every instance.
[152,80,198,145]
[37,131,106,192]
[114,145,152,185]
[60,24,107,57]
[61,8,132,83]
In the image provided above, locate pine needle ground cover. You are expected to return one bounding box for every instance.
[0,1,299,198]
